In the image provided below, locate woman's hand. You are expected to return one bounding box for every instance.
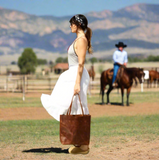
[74,83,80,95]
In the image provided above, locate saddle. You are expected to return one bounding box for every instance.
[107,65,126,82]
[108,69,114,79]
[116,65,126,83]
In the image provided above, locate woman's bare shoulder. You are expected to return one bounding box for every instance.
[76,36,87,46]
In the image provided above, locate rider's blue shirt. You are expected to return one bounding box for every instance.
[113,49,128,64]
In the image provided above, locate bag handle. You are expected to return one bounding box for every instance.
[67,93,84,116]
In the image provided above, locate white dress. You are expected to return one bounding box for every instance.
[41,40,90,121]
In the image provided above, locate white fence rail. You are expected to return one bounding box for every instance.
[0,74,158,95]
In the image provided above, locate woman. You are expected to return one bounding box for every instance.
[41,14,93,154]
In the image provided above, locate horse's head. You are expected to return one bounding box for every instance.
[136,68,145,83]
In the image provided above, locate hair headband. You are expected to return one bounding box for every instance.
[75,15,84,26]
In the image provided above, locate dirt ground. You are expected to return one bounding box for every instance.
[1,139,159,160]
[1,92,159,121]
[1,92,159,160]
[1,101,159,121]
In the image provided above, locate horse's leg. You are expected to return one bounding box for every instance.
[155,79,157,88]
[106,85,113,104]
[149,77,152,88]
[150,78,153,88]
[100,77,105,104]
[153,79,156,88]
[127,87,131,106]
[147,79,149,88]
[101,88,104,104]
[120,87,124,106]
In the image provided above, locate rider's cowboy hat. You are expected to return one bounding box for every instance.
[115,42,127,48]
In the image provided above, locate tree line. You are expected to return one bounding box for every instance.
[128,55,159,62]
[15,48,159,74]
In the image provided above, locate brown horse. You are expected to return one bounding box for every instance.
[100,67,145,106]
[88,65,95,81]
[147,70,159,88]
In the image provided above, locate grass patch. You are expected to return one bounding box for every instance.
[0,97,42,109]
[1,115,159,147]
[91,115,159,137]
[0,120,59,146]
[88,91,159,105]
[0,91,158,109]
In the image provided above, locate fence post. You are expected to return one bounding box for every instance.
[49,77,51,90]
[6,76,8,92]
[25,75,27,93]
[141,83,143,92]
[23,75,25,101]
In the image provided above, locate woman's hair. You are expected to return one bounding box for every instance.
[69,14,93,54]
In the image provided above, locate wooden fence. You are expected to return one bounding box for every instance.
[0,74,157,95]
[0,75,59,93]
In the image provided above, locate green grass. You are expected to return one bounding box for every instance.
[91,115,159,137]
[0,120,59,146]
[1,115,159,147]
[88,91,159,105]
[0,97,42,108]
[0,91,158,109]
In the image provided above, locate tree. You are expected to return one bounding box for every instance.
[55,57,64,63]
[11,61,17,65]
[18,48,38,74]
[37,58,47,65]
[49,60,54,72]
[49,60,54,65]
[146,55,159,62]
[89,57,98,64]
[55,57,68,63]
[63,57,68,63]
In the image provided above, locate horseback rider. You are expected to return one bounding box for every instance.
[112,42,128,87]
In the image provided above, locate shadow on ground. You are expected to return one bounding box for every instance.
[22,147,69,154]
[95,102,133,106]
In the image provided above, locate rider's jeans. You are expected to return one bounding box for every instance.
[112,63,120,84]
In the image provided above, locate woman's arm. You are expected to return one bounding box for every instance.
[74,38,87,94]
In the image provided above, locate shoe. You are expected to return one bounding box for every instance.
[68,146,89,154]
[112,83,118,87]
[68,146,75,153]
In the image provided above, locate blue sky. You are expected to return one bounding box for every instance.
[0,0,159,17]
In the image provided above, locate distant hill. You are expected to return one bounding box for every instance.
[0,3,159,57]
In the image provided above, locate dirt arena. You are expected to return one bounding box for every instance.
[1,101,159,121]
[0,92,159,160]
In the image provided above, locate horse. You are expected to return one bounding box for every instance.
[88,65,95,81]
[87,65,96,96]
[100,67,145,106]
[147,70,159,88]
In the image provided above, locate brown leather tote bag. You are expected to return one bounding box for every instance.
[60,93,91,145]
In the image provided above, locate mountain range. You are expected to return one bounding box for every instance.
[0,3,159,64]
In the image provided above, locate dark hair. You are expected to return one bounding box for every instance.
[69,14,93,54]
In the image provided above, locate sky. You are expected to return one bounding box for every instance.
[0,0,159,17]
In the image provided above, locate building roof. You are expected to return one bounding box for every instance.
[53,63,69,70]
